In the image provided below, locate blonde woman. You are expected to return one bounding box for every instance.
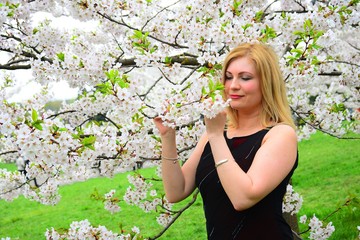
[154,43,298,239]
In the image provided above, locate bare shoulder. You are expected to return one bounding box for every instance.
[263,124,297,143]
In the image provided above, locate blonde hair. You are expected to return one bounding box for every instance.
[222,43,295,129]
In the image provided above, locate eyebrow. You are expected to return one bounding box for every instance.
[225,71,253,75]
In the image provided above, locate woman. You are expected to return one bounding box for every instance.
[154,42,298,239]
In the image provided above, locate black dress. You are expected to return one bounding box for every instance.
[195,129,298,240]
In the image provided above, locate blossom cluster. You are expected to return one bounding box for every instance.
[45,219,141,240]
[104,189,121,214]
[124,174,162,213]
[299,215,336,240]
[282,184,303,215]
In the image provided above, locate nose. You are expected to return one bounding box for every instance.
[230,79,241,90]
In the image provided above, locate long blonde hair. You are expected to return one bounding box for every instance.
[222,43,295,129]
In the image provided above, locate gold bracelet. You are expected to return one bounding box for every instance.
[215,159,228,168]
[161,156,178,164]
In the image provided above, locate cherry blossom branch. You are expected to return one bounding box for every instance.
[0,150,18,156]
[329,60,360,68]
[318,71,342,76]
[141,0,181,32]
[96,12,188,49]
[179,67,200,85]
[148,189,200,240]
[97,113,121,130]
[299,197,356,235]
[291,107,360,139]
[346,41,360,51]
[116,54,200,68]
[0,44,53,70]
[0,57,31,70]
[137,76,163,100]
[322,197,354,222]
[47,110,77,120]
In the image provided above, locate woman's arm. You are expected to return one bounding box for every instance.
[154,117,208,203]
[205,114,298,210]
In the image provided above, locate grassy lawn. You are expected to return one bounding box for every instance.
[292,132,360,240]
[0,166,206,240]
[0,131,359,239]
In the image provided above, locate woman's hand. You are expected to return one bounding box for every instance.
[204,111,227,138]
[153,116,176,138]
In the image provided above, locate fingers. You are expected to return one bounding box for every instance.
[204,111,227,122]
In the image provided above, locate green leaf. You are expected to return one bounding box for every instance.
[330,103,346,113]
[205,17,213,24]
[57,52,65,62]
[32,121,43,131]
[150,45,158,54]
[164,56,172,66]
[151,135,161,142]
[293,31,304,37]
[215,81,225,91]
[52,124,60,132]
[254,10,264,22]
[208,79,215,91]
[106,69,117,82]
[213,63,223,70]
[304,19,312,30]
[82,136,96,150]
[312,44,322,50]
[201,86,206,95]
[311,56,320,65]
[72,133,80,139]
[96,82,112,94]
[132,112,144,125]
[290,48,303,55]
[242,23,252,31]
[31,109,38,122]
[79,60,84,68]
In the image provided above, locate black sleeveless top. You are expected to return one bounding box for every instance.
[195,129,297,240]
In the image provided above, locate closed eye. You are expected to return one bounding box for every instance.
[225,74,233,80]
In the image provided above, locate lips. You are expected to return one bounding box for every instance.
[229,94,244,99]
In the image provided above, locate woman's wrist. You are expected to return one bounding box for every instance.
[161,155,178,164]
[206,132,223,142]
[160,129,176,139]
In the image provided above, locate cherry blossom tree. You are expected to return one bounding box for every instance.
[0,0,359,239]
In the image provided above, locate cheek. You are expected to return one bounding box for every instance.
[224,81,231,94]
[243,81,259,93]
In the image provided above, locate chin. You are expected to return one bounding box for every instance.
[229,103,241,110]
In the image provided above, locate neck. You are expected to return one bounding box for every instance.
[237,108,262,128]
[227,110,264,137]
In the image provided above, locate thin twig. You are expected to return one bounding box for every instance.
[149,189,200,240]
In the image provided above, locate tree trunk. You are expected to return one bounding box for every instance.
[284,178,302,239]
[283,212,302,239]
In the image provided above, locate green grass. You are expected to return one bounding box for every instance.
[0,166,206,240]
[0,131,359,239]
[293,132,360,240]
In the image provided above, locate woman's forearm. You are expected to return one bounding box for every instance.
[207,134,255,210]
[160,132,187,203]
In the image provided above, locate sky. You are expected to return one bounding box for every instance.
[3,1,179,103]
[2,56,79,103]
[2,12,98,102]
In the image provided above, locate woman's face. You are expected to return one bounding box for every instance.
[224,56,262,112]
